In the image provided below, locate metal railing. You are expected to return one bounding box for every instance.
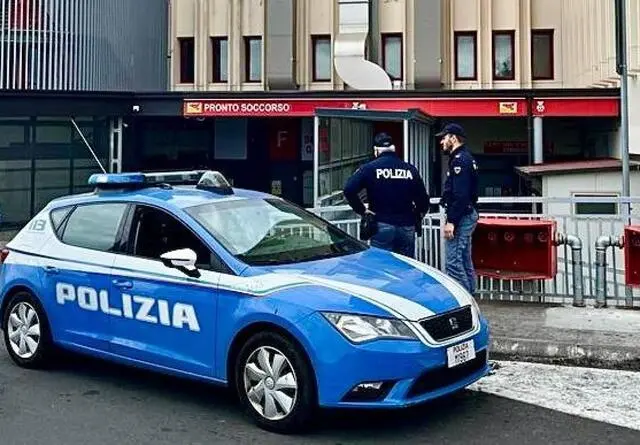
[310,196,640,309]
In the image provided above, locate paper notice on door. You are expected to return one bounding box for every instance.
[271,180,282,195]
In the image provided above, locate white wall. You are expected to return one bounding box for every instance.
[540,170,640,301]
[629,75,640,156]
[542,170,640,215]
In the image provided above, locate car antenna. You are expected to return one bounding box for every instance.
[70,117,107,174]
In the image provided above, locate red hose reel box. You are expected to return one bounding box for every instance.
[472,218,557,280]
[624,225,640,286]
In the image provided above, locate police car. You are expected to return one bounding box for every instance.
[0,170,490,433]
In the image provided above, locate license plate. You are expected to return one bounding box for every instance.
[446,339,476,368]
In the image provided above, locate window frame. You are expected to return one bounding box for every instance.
[244,36,262,83]
[311,34,332,82]
[211,36,228,83]
[492,30,515,81]
[572,192,620,216]
[381,33,403,81]
[178,37,195,84]
[531,29,554,80]
[120,203,234,275]
[453,31,477,80]
[52,202,131,253]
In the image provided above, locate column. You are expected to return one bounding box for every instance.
[533,116,543,164]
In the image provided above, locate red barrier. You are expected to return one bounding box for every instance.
[472,218,557,280]
[624,225,640,286]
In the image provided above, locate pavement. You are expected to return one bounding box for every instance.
[478,300,640,371]
[1,341,639,445]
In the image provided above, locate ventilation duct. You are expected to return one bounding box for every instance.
[334,0,391,90]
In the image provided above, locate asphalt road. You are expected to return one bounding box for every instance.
[1,342,638,445]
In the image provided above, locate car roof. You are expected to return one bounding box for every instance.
[44,185,274,212]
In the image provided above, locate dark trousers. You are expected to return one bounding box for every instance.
[370,222,416,258]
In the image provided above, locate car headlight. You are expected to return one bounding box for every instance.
[469,297,482,316]
[322,312,418,343]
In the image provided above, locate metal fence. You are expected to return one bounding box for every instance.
[310,196,640,309]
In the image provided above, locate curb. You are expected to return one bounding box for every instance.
[489,336,640,371]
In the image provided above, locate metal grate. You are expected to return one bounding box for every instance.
[407,349,488,398]
[419,305,474,342]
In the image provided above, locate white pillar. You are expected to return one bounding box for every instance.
[533,116,544,164]
[313,115,319,208]
[403,118,409,163]
[109,117,123,173]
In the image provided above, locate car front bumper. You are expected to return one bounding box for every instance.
[299,311,491,409]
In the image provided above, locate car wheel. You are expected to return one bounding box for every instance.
[235,331,317,434]
[2,291,52,369]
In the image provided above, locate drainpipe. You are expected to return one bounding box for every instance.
[333,0,392,90]
[594,235,624,308]
[555,233,585,307]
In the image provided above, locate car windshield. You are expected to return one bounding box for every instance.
[185,197,368,266]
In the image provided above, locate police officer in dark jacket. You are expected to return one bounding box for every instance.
[437,123,480,295]
[343,132,430,258]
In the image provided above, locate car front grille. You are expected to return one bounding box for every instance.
[419,305,473,341]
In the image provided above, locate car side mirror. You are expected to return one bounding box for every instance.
[160,248,201,278]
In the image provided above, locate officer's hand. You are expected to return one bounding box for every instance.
[444,223,455,239]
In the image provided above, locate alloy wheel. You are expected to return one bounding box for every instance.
[7,301,41,359]
[243,346,298,421]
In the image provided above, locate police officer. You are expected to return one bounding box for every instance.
[437,123,480,295]
[343,132,430,258]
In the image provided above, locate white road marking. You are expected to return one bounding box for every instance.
[468,360,640,431]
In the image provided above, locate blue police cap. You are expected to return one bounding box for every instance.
[373,132,393,148]
[435,123,466,138]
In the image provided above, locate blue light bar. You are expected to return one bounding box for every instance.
[88,173,146,187]
[88,170,233,194]
[196,171,233,194]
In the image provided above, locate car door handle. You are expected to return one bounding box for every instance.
[43,266,59,274]
[112,279,133,289]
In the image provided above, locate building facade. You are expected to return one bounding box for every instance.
[0,0,169,91]
[0,0,167,227]
[169,0,640,92]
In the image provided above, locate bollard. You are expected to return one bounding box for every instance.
[556,233,585,307]
[594,235,623,308]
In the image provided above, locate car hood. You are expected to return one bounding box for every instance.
[256,248,473,321]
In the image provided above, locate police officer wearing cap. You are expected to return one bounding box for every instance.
[437,123,480,295]
[343,132,430,258]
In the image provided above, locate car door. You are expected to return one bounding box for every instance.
[38,202,130,352]
[108,203,221,378]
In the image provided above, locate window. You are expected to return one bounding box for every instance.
[454,31,477,80]
[178,37,195,83]
[212,37,228,83]
[573,193,619,215]
[185,198,367,266]
[129,205,218,271]
[532,29,554,80]
[244,36,262,82]
[382,33,403,80]
[492,31,515,80]
[312,35,331,81]
[50,206,74,235]
[61,203,128,252]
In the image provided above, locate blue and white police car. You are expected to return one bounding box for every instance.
[0,170,490,433]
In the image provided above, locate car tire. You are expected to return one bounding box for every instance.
[2,291,53,369]
[234,331,317,434]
